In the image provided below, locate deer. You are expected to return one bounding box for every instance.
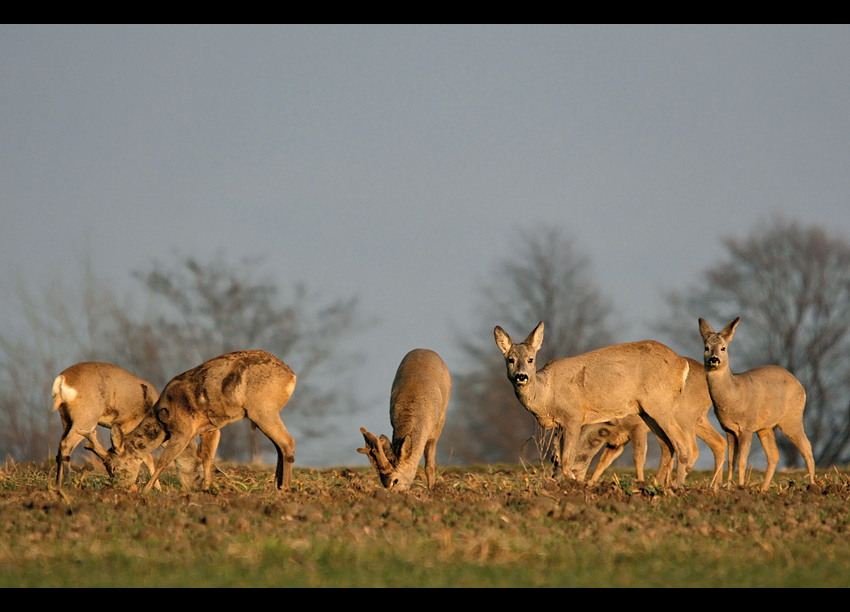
[83,350,297,492]
[52,362,160,486]
[571,358,727,489]
[699,317,816,492]
[494,321,696,487]
[358,348,451,492]
[571,416,650,482]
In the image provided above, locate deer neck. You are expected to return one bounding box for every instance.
[704,362,740,406]
[512,370,556,424]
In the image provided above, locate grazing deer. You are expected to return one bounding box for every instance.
[494,321,695,486]
[84,350,297,492]
[358,349,451,491]
[52,362,160,486]
[80,412,213,491]
[699,317,816,492]
[572,358,727,489]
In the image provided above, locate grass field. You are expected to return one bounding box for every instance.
[2,460,849,587]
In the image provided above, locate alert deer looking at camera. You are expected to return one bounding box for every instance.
[84,350,297,492]
[571,358,727,488]
[495,321,695,487]
[52,362,160,486]
[699,317,816,492]
[358,349,451,491]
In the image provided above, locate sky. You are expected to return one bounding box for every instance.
[2,24,849,468]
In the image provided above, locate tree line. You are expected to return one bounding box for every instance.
[2,216,849,470]
[443,217,850,470]
[0,254,368,465]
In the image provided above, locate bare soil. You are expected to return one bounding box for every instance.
[2,461,850,587]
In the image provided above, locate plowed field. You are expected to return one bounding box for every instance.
[2,461,849,587]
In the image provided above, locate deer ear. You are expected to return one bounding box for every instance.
[379,434,397,463]
[698,318,715,341]
[494,326,513,355]
[721,317,740,342]
[396,434,414,462]
[526,321,544,351]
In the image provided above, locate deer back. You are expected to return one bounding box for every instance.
[537,340,690,426]
[52,362,159,429]
[389,349,451,442]
[156,350,297,431]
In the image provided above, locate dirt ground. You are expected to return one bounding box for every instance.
[5,460,849,529]
[3,461,850,587]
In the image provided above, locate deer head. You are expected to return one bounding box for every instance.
[76,428,135,483]
[699,317,739,371]
[357,427,417,491]
[494,321,544,388]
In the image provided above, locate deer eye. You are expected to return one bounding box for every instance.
[508,357,515,364]
[527,358,534,364]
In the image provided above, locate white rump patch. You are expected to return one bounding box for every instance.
[53,376,78,402]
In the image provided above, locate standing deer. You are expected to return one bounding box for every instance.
[494,321,694,487]
[572,358,727,489]
[52,362,160,486]
[84,350,297,492]
[358,349,451,491]
[699,317,816,492]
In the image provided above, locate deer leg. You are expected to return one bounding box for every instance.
[145,430,196,492]
[556,420,582,480]
[631,429,648,482]
[199,430,221,490]
[423,437,438,489]
[141,454,162,491]
[682,425,700,475]
[57,416,99,485]
[777,417,816,485]
[57,430,84,486]
[726,432,738,488]
[640,410,689,486]
[655,433,674,487]
[736,432,753,488]
[83,431,110,463]
[757,428,779,492]
[571,426,605,481]
[251,415,295,490]
[588,444,625,484]
[696,415,727,491]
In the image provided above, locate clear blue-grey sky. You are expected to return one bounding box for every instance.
[3,25,849,467]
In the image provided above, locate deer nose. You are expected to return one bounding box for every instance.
[514,373,529,384]
[708,356,720,365]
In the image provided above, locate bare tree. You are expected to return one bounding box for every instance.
[0,259,130,463]
[130,253,368,462]
[0,252,368,466]
[656,217,850,467]
[440,227,617,465]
